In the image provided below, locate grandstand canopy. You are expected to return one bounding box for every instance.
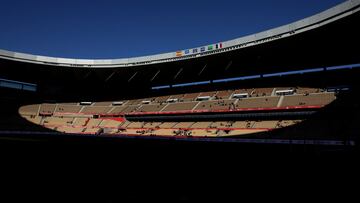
[0,0,359,94]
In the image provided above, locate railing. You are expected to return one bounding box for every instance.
[0,78,37,92]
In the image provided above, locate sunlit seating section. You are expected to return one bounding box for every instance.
[275,87,295,91]
[296,87,321,94]
[55,105,82,113]
[199,91,217,97]
[81,106,113,114]
[127,122,145,128]
[190,129,217,137]
[234,88,254,95]
[172,122,194,128]
[126,99,144,105]
[182,93,201,102]
[281,93,335,107]
[226,129,267,136]
[83,128,100,134]
[155,95,171,103]
[194,99,236,111]
[108,106,128,114]
[23,115,42,124]
[232,121,254,128]
[119,120,131,128]
[158,122,177,128]
[121,105,140,113]
[162,102,199,112]
[152,129,174,136]
[252,88,275,97]
[276,120,302,128]
[43,117,73,126]
[168,94,185,101]
[190,122,213,128]
[210,121,234,128]
[93,102,112,106]
[99,119,122,128]
[236,97,280,109]
[19,104,40,116]
[216,90,234,100]
[143,122,162,128]
[252,121,279,129]
[39,104,57,114]
[57,126,84,134]
[86,119,102,127]
[73,118,88,126]
[137,104,167,112]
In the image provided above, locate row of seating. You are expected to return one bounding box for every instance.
[19,92,334,116]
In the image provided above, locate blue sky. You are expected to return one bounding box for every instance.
[0,0,345,59]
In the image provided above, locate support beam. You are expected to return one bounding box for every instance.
[174,68,183,80]
[82,70,92,80]
[128,72,138,82]
[198,64,207,76]
[150,70,161,82]
[105,71,117,83]
[225,61,233,71]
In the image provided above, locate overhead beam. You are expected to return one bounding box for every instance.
[225,60,233,71]
[150,70,161,82]
[198,64,207,76]
[105,71,117,83]
[174,68,183,80]
[128,71,138,82]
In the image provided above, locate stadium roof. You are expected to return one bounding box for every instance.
[0,0,359,93]
[0,0,359,68]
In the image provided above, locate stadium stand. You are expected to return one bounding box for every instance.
[162,102,199,112]
[281,93,335,107]
[194,99,236,111]
[55,104,82,113]
[236,97,280,109]
[39,104,57,115]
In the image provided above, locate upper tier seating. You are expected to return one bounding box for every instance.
[137,104,167,112]
[162,102,199,112]
[236,97,280,109]
[19,104,40,116]
[43,117,74,126]
[182,93,201,102]
[296,87,321,94]
[251,88,274,97]
[194,99,236,111]
[93,102,113,106]
[39,104,57,114]
[216,90,234,100]
[281,93,335,107]
[81,106,113,114]
[55,105,82,114]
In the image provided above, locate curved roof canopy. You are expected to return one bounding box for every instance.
[1,0,360,68]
